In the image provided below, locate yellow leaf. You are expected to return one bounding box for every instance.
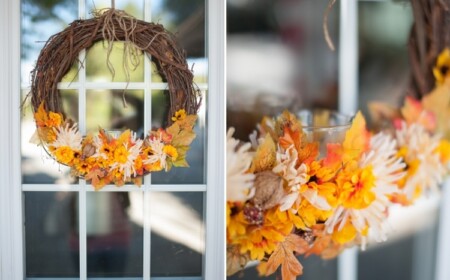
[117,130,131,144]
[342,111,369,162]
[422,81,450,139]
[250,134,276,173]
[166,122,180,137]
[34,103,49,127]
[265,234,309,280]
[178,114,198,130]
[172,130,196,146]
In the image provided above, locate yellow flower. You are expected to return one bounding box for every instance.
[232,208,293,261]
[433,48,450,85]
[436,139,450,165]
[145,161,163,172]
[53,146,75,165]
[163,145,178,160]
[332,221,357,244]
[171,109,187,122]
[337,163,376,210]
[113,145,130,164]
[47,112,62,127]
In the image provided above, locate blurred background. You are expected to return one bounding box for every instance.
[227,0,440,280]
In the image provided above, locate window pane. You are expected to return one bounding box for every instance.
[150,192,204,277]
[86,90,144,136]
[21,0,78,86]
[151,90,205,184]
[152,0,206,82]
[25,192,79,277]
[86,0,144,20]
[86,192,144,277]
[86,41,145,83]
[21,91,78,184]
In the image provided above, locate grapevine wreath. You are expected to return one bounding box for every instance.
[27,8,201,189]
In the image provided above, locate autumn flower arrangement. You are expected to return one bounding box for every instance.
[227,49,450,279]
[32,104,197,189]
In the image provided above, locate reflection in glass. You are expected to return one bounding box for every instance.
[152,0,205,58]
[86,41,144,83]
[21,0,78,85]
[151,90,205,184]
[86,90,144,136]
[25,192,79,277]
[21,92,78,184]
[86,192,143,277]
[86,0,144,20]
[149,192,204,277]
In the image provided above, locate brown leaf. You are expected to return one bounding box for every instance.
[85,168,107,190]
[265,234,309,280]
[250,134,276,173]
[227,245,250,276]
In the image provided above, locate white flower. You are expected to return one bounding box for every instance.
[143,136,168,170]
[325,132,405,248]
[111,138,143,180]
[50,123,82,150]
[227,127,255,202]
[396,122,445,199]
[273,145,329,211]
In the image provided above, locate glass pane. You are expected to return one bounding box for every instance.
[21,0,78,86]
[227,0,339,137]
[151,90,205,184]
[25,192,79,277]
[86,192,144,277]
[227,257,337,280]
[21,90,78,184]
[152,0,206,82]
[358,1,413,115]
[86,41,145,83]
[86,90,144,136]
[150,192,204,277]
[86,0,144,20]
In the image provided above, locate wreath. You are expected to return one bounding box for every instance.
[27,8,201,189]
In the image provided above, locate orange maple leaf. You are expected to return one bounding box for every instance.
[323,143,343,168]
[279,126,302,151]
[85,168,107,190]
[265,234,309,280]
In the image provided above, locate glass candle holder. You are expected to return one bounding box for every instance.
[297,109,352,156]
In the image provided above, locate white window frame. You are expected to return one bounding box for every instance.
[0,0,225,279]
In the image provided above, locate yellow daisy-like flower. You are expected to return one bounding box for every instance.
[433,48,450,85]
[171,109,187,122]
[326,132,405,247]
[114,145,130,164]
[54,146,75,165]
[163,145,178,160]
[233,208,293,261]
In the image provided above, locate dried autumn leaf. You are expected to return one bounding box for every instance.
[323,143,343,168]
[178,114,198,130]
[227,245,250,276]
[422,81,450,139]
[117,129,131,144]
[297,142,319,164]
[276,110,302,136]
[34,102,48,127]
[250,134,276,173]
[342,112,370,162]
[265,234,309,280]
[166,122,181,137]
[279,126,302,152]
[85,168,107,190]
[172,130,196,146]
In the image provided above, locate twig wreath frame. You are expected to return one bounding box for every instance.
[27,8,202,189]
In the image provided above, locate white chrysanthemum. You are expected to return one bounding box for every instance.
[143,136,168,170]
[111,138,143,180]
[227,127,255,202]
[273,145,330,211]
[51,123,82,150]
[396,122,446,199]
[325,132,405,248]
